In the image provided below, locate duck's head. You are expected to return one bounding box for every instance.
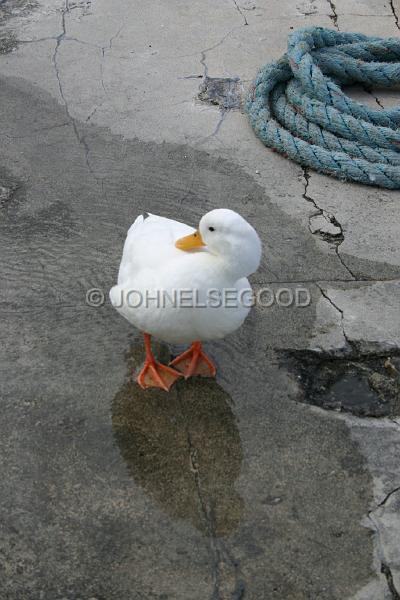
[175,209,262,278]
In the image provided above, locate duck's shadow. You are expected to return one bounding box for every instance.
[111,343,244,537]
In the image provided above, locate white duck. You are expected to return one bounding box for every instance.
[110,209,261,391]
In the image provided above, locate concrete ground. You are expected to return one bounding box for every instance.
[1,0,400,598]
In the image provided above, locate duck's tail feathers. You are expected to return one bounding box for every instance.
[128,212,154,234]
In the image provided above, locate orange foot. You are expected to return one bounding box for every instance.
[137,360,182,391]
[170,341,216,379]
[137,333,182,391]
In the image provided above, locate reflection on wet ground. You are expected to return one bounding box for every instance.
[112,344,244,537]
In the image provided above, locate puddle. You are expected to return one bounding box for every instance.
[286,352,400,417]
[111,344,244,537]
[316,371,386,415]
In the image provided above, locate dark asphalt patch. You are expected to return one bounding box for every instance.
[287,351,400,417]
[198,76,242,110]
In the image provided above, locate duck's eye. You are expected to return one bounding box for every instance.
[208,226,215,232]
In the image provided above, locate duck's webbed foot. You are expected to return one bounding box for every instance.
[169,341,216,379]
[137,360,182,391]
[137,333,182,391]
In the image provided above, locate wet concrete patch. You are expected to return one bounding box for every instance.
[0,75,377,599]
[109,343,375,599]
[112,344,243,537]
[0,75,396,286]
[287,352,400,417]
[339,252,400,281]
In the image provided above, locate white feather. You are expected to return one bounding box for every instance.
[110,210,261,345]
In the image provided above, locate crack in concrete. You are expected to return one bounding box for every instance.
[187,431,245,600]
[100,22,125,94]
[187,433,221,599]
[302,167,322,216]
[382,563,400,600]
[368,499,400,600]
[232,0,248,25]
[180,74,203,80]
[86,105,98,122]
[251,277,400,284]
[2,121,70,139]
[371,92,385,110]
[52,2,103,185]
[198,32,243,142]
[18,35,102,49]
[390,0,400,30]
[363,85,385,110]
[316,283,355,352]
[199,25,244,78]
[302,168,356,280]
[100,23,125,96]
[367,516,393,600]
[176,387,245,600]
[371,94,385,110]
[52,6,84,152]
[198,76,242,140]
[326,0,339,28]
[334,245,356,280]
[65,35,102,49]
[334,249,356,279]
[200,49,211,79]
[18,35,59,44]
[303,167,342,238]
[210,109,228,139]
[391,417,400,430]
[378,486,400,508]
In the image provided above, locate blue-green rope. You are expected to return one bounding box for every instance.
[246,27,400,188]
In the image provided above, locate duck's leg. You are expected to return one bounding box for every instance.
[137,333,182,391]
[169,341,216,379]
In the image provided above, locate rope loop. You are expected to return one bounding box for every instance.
[246,27,400,188]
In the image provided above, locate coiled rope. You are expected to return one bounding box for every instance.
[246,27,400,189]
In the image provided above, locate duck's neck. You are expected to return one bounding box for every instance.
[212,252,251,282]
[205,233,261,281]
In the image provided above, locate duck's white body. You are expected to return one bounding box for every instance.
[110,213,257,345]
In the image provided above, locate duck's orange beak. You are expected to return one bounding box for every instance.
[175,230,205,251]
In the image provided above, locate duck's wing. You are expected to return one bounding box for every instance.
[117,213,195,284]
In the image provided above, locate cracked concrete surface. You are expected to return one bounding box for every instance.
[0,0,400,599]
